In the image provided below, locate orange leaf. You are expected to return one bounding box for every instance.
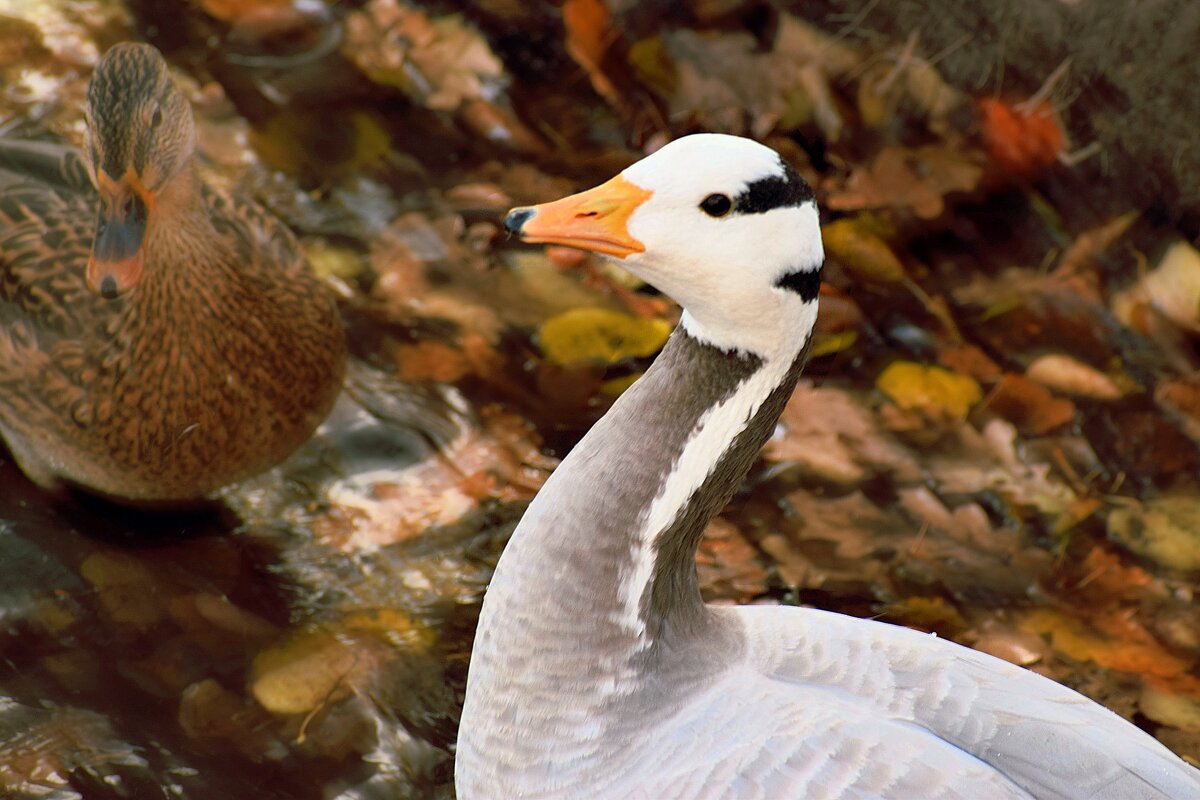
[563,0,622,107]
[977,98,1064,178]
[395,340,470,383]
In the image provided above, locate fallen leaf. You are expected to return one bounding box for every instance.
[821,216,906,283]
[1056,212,1138,275]
[972,621,1047,666]
[882,596,968,635]
[305,239,366,281]
[977,98,1065,179]
[251,609,433,715]
[179,679,282,759]
[1107,495,1200,571]
[765,381,919,485]
[855,48,966,133]
[827,144,984,219]
[877,361,982,419]
[1156,377,1200,442]
[926,419,1077,516]
[1019,608,1200,689]
[1140,684,1200,732]
[342,0,507,111]
[1127,240,1200,332]
[394,340,471,383]
[562,0,621,108]
[981,373,1077,435]
[937,345,1002,381]
[196,0,317,39]
[80,552,170,628]
[1026,354,1125,400]
[537,307,671,365]
[809,329,858,357]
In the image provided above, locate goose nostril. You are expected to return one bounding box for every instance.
[504,208,536,235]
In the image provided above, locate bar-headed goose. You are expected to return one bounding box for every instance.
[456,134,1200,799]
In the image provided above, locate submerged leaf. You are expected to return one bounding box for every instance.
[251,610,433,715]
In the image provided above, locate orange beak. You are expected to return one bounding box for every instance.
[505,174,652,259]
[87,168,154,299]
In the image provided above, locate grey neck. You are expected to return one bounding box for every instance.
[478,323,812,672]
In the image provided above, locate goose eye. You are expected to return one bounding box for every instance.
[700,193,732,217]
[150,107,163,128]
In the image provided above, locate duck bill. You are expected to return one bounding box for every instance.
[87,172,153,299]
[506,175,652,259]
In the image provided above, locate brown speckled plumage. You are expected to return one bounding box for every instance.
[0,43,346,503]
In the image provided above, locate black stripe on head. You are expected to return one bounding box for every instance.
[775,267,822,301]
[734,159,815,215]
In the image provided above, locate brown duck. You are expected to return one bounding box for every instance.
[0,42,346,503]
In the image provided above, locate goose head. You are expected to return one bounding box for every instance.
[506,134,823,356]
[83,42,197,299]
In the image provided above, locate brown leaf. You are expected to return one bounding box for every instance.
[827,144,983,219]
[765,381,918,486]
[1056,212,1138,275]
[937,345,1001,381]
[981,373,1076,436]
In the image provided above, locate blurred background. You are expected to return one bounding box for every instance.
[1,1,1198,797]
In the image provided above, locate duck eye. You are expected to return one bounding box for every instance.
[700,193,732,217]
[150,107,163,128]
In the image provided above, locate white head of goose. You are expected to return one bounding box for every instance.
[456,134,1200,799]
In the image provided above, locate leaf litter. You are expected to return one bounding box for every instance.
[0,1,1199,796]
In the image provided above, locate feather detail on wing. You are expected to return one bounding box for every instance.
[720,605,1200,800]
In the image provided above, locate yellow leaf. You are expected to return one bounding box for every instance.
[1140,685,1200,732]
[305,239,365,281]
[1107,495,1200,571]
[884,596,967,633]
[1018,608,1194,681]
[251,609,432,715]
[810,330,858,358]
[538,308,671,365]
[601,373,641,396]
[251,628,356,715]
[80,553,169,628]
[877,361,982,418]
[822,217,906,282]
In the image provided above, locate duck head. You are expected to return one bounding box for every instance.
[506,134,824,356]
[83,42,196,299]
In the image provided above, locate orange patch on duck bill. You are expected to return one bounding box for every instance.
[87,169,153,299]
[508,174,651,259]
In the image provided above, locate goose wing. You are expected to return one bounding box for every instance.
[714,604,1200,800]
